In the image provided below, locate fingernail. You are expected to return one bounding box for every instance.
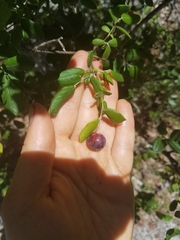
[28,101,36,125]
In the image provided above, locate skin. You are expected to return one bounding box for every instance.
[1,51,135,240]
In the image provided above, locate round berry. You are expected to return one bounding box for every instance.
[86,132,106,151]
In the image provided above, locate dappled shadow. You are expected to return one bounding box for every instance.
[2,151,134,240]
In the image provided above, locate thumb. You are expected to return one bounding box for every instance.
[5,102,55,198]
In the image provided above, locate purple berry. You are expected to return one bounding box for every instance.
[87,132,106,151]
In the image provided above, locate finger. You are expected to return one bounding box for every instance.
[112,100,135,176]
[8,103,55,196]
[70,58,102,141]
[52,50,88,138]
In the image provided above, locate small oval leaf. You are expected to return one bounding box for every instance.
[115,26,132,39]
[108,8,118,21]
[126,49,140,61]
[50,86,75,116]
[108,38,118,48]
[101,25,111,33]
[92,38,106,46]
[167,139,180,154]
[58,68,84,87]
[102,87,112,95]
[156,212,173,221]
[175,211,180,219]
[90,76,103,93]
[129,65,139,78]
[121,13,141,25]
[109,5,130,21]
[170,130,180,141]
[102,59,110,69]
[103,71,114,85]
[79,118,100,142]
[145,0,154,6]
[87,50,94,67]
[166,228,180,240]
[110,70,124,82]
[3,55,35,73]
[21,18,44,39]
[102,45,111,59]
[153,137,165,153]
[104,108,126,124]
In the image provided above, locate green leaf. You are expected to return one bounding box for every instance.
[110,70,124,82]
[94,92,102,100]
[2,55,34,73]
[104,108,126,124]
[83,71,91,84]
[148,149,157,159]
[108,38,118,48]
[1,76,23,116]
[0,143,3,156]
[170,130,180,141]
[109,5,130,21]
[0,0,12,30]
[103,101,108,110]
[102,45,111,59]
[58,68,84,87]
[87,50,94,67]
[165,228,180,240]
[21,18,44,39]
[145,0,154,6]
[92,38,106,46]
[168,199,177,212]
[115,26,131,39]
[126,49,140,61]
[128,65,139,78]
[172,183,179,192]
[90,76,103,93]
[156,212,173,221]
[102,59,110,69]
[157,121,167,135]
[167,139,180,154]
[103,71,114,85]
[121,13,141,25]
[79,118,100,142]
[102,87,112,95]
[50,86,75,116]
[153,137,165,153]
[2,130,10,140]
[101,25,111,33]
[175,211,180,219]
[109,9,118,21]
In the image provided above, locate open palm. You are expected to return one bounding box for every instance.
[1,51,135,240]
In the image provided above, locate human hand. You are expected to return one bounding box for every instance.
[1,51,135,240]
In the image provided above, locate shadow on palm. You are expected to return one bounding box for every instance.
[19,152,134,240]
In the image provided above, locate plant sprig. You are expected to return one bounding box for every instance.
[50,4,141,143]
[50,54,125,142]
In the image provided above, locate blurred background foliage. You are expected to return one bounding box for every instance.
[0,0,180,239]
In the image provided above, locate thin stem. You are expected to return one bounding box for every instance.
[32,50,75,55]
